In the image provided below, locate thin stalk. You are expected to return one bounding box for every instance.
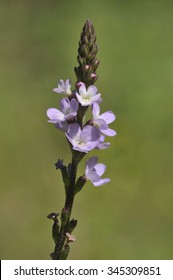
[52,156,78,260]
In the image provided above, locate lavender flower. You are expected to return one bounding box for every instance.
[85,156,110,186]
[47,98,78,123]
[76,83,102,106]
[53,79,72,95]
[92,103,116,136]
[66,123,100,153]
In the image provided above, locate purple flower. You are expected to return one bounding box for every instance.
[53,79,72,95]
[47,98,78,123]
[92,103,116,136]
[85,157,110,186]
[66,123,100,153]
[76,83,102,106]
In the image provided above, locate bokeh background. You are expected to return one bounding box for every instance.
[1,0,173,259]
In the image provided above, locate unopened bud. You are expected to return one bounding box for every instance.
[75,81,83,89]
[74,176,87,194]
[80,45,89,57]
[77,55,84,66]
[92,59,100,72]
[67,219,78,233]
[91,72,98,80]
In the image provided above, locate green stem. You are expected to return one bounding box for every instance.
[52,156,78,260]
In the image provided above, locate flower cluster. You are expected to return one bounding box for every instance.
[47,79,116,186]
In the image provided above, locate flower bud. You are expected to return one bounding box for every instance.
[75,19,99,86]
[67,218,78,233]
[77,55,84,66]
[74,176,87,194]
[89,73,98,83]
[80,45,89,57]
[92,59,100,72]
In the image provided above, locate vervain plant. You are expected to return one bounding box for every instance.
[47,20,116,260]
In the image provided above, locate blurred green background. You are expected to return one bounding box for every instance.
[1,0,173,259]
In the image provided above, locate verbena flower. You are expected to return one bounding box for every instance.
[85,156,110,186]
[66,123,100,153]
[47,98,78,123]
[53,79,72,95]
[76,83,102,106]
[47,20,117,260]
[92,103,116,136]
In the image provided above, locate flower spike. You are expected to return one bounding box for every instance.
[74,20,100,87]
[46,20,116,260]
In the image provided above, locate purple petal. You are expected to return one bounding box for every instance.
[80,125,93,143]
[88,85,98,96]
[73,146,89,153]
[93,178,110,187]
[87,171,101,182]
[66,123,81,144]
[53,88,64,94]
[76,92,84,105]
[95,134,110,150]
[79,83,87,96]
[65,79,71,91]
[95,118,108,130]
[86,157,98,173]
[65,112,77,120]
[55,121,69,132]
[59,79,65,87]
[96,142,110,150]
[80,126,100,143]
[94,163,106,176]
[60,98,70,113]
[70,98,79,112]
[60,98,78,120]
[92,103,100,119]
[83,141,101,152]
[100,127,117,136]
[99,111,116,124]
[91,126,100,141]
[47,108,65,122]
[90,93,101,103]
